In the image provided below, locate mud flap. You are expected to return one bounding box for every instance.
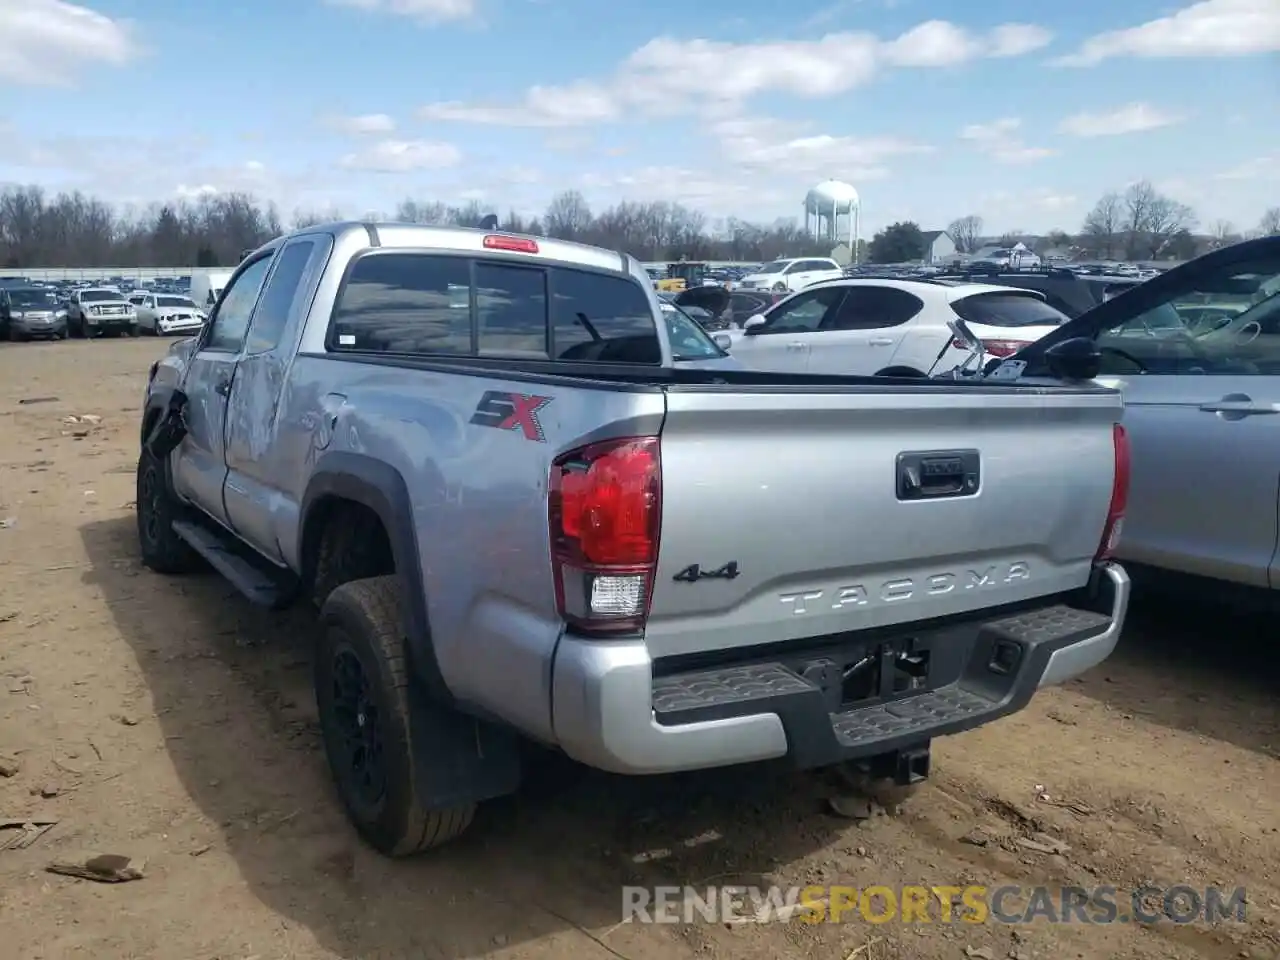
[146,390,188,458]
[408,673,523,808]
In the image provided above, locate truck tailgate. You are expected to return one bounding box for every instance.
[645,386,1122,659]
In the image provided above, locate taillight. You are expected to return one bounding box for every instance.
[952,338,1030,358]
[1096,423,1130,561]
[549,436,661,635]
[483,234,538,254]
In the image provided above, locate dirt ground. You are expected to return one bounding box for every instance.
[1,337,1278,960]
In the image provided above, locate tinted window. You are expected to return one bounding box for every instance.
[331,253,471,355]
[760,286,846,333]
[80,290,118,302]
[158,295,195,308]
[828,287,923,330]
[246,241,315,354]
[952,293,1069,328]
[477,262,546,357]
[206,256,272,352]
[551,268,659,363]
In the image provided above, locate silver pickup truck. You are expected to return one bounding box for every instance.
[136,221,1131,857]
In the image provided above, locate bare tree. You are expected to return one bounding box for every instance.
[1081,192,1123,259]
[1260,207,1280,236]
[543,190,593,241]
[1209,219,1239,250]
[946,214,982,254]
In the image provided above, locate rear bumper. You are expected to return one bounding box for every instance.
[550,563,1128,775]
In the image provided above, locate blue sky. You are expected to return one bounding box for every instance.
[0,0,1276,234]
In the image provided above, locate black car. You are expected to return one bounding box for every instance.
[933,268,1143,318]
[1,287,69,341]
[666,286,784,329]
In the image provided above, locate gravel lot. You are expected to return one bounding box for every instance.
[1,338,1277,960]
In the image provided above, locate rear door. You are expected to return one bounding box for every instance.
[807,285,925,375]
[1093,255,1280,587]
[1026,237,1280,588]
[727,285,847,372]
[172,254,274,526]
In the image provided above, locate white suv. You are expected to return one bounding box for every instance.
[726,277,1068,376]
[736,257,844,293]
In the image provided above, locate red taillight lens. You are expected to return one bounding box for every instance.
[483,234,538,253]
[1096,423,1130,561]
[549,437,661,634]
[951,337,1030,357]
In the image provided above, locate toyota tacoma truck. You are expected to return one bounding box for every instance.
[136,221,1131,857]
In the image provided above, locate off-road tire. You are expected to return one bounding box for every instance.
[316,576,476,856]
[135,446,200,574]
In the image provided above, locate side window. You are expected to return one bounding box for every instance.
[205,257,272,352]
[781,262,800,274]
[730,291,773,323]
[760,287,846,333]
[550,268,659,363]
[330,253,471,355]
[828,287,923,330]
[245,240,315,354]
[476,262,547,357]
[1096,255,1280,376]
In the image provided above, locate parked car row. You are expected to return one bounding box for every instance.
[0,280,211,342]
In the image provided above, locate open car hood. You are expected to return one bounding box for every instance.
[673,284,731,317]
[1013,235,1280,368]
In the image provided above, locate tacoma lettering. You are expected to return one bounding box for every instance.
[780,562,1031,613]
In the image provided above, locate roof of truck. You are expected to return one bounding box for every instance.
[284,220,628,274]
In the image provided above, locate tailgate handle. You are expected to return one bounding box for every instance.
[896,450,980,501]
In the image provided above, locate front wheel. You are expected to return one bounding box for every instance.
[136,446,199,574]
[316,576,476,856]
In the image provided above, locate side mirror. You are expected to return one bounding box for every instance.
[713,333,732,350]
[743,315,766,335]
[1044,336,1102,381]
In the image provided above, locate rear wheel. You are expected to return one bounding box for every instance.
[316,576,476,856]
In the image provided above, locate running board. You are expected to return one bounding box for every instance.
[171,519,292,609]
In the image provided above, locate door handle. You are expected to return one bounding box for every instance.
[214,378,231,397]
[1198,401,1278,416]
[785,341,806,351]
[868,338,894,346]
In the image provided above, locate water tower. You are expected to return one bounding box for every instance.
[804,180,860,263]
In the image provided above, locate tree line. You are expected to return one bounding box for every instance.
[0,185,832,269]
[1,181,1276,270]
[943,181,1279,264]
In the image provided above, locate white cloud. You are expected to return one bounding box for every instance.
[324,113,396,135]
[988,23,1054,57]
[419,18,1055,126]
[0,0,139,85]
[339,138,461,171]
[714,116,931,178]
[959,118,1055,164]
[421,82,619,127]
[1055,0,1280,66]
[1214,155,1279,181]
[324,0,475,23]
[1057,103,1184,137]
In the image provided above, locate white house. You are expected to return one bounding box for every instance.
[920,230,957,264]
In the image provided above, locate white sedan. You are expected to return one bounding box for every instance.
[725,277,1069,376]
[130,293,206,336]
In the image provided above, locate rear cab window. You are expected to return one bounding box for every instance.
[328,251,692,364]
[952,292,1070,328]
